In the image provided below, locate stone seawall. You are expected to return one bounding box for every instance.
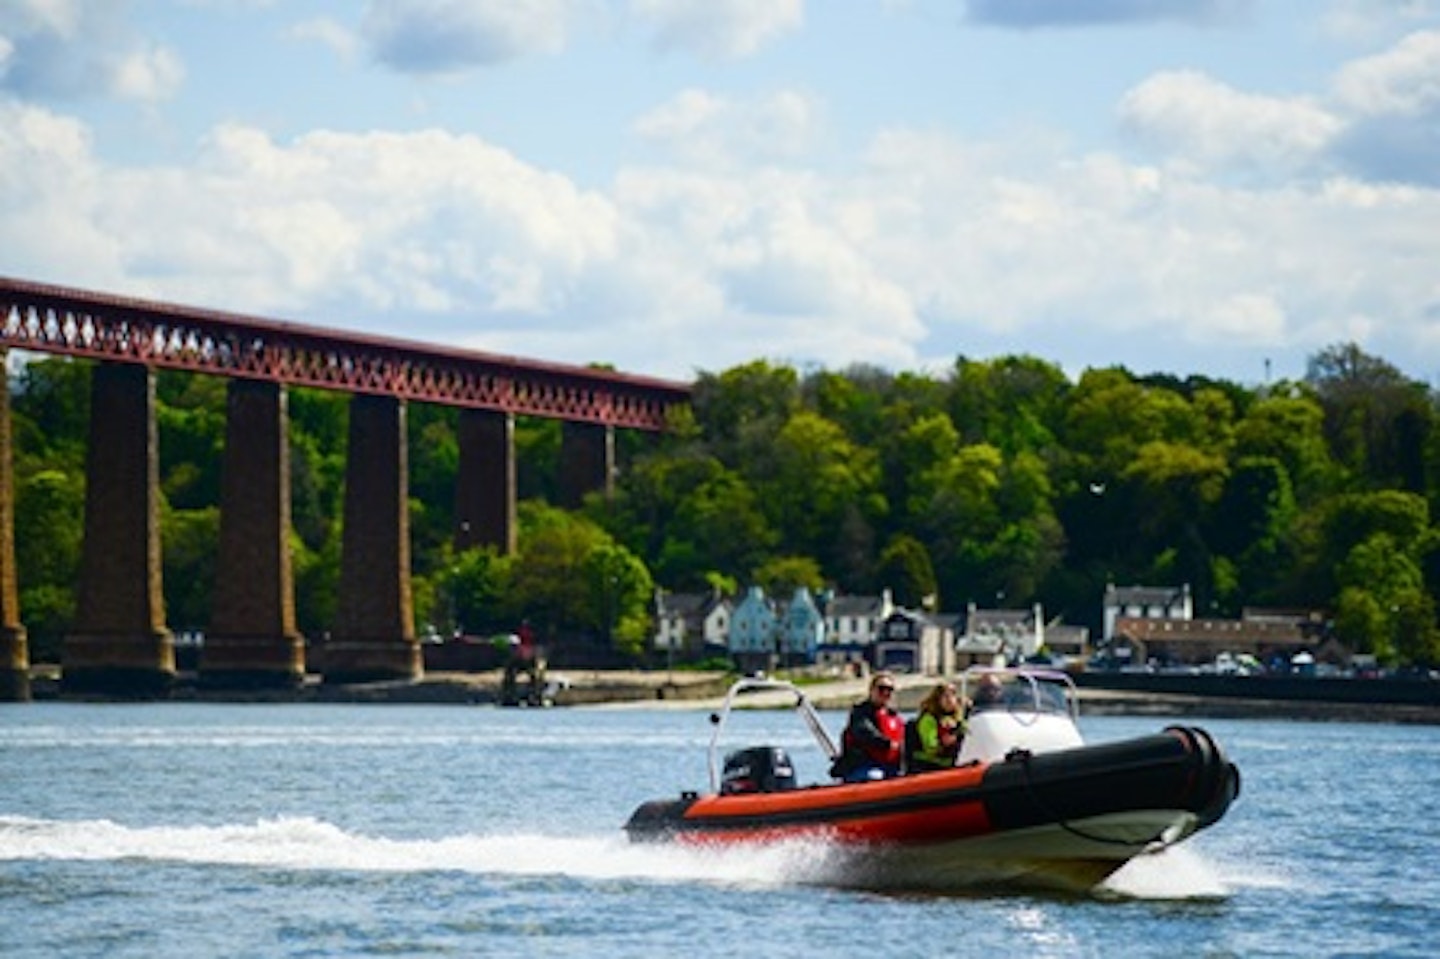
[1073,672,1440,707]
[28,666,1440,723]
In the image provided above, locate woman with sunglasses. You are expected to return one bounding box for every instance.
[828,672,905,782]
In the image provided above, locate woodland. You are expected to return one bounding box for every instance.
[11,342,1440,668]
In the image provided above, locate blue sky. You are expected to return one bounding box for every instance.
[2,0,1438,387]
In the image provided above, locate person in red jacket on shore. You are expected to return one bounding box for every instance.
[829,672,905,782]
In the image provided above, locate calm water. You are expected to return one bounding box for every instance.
[1,701,1435,958]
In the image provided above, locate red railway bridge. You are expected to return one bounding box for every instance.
[0,276,691,700]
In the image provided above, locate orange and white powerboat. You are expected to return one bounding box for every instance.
[624,668,1240,893]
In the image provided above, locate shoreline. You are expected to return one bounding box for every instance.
[22,667,1440,724]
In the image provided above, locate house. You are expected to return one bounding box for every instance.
[957,602,1045,665]
[777,587,824,666]
[820,589,894,647]
[1102,583,1192,644]
[653,589,732,659]
[1111,607,1336,668]
[725,585,828,671]
[873,609,956,676]
[1041,621,1090,663]
[728,586,779,673]
[720,584,963,677]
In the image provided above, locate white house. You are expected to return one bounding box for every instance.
[1102,583,1192,644]
[819,589,894,647]
[653,589,732,657]
[958,602,1045,664]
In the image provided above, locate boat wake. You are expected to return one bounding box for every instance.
[0,813,1260,900]
[0,813,838,889]
[1098,844,1292,900]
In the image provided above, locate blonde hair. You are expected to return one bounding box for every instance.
[919,682,959,717]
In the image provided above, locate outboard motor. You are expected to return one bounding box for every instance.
[720,746,797,794]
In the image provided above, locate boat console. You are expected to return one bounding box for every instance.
[956,667,1085,765]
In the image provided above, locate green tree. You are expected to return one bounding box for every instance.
[12,357,91,463]
[1209,456,1296,605]
[584,542,654,655]
[1391,587,1440,666]
[760,411,884,580]
[912,442,1003,603]
[949,354,1069,454]
[602,451,775,589]
[875,534,938,609]
[408,406,459,557]
[1307,342,1432,491]
[692,361,800,458]
[292,530,338,641]
[14,468,84,659]
[1333,586,1386,655]
[988,453,1067,604]
[162,506,219,631]
[1333,532,1427,662]
[662,467,776,589]
[891,413,961,527]
[751,555,825,597]
[448,546,517,636]
[1232,389,1335,500]
[1282,490,1431,606]
[509,503,652,653]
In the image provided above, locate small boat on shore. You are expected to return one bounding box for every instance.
[624,667,1240,894]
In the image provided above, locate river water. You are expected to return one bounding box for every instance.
[1,701,1434,958]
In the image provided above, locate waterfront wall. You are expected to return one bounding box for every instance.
[1073,672,1440,707]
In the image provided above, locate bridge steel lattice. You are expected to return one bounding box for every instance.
[0,276,692,699]
[0,276,689,429]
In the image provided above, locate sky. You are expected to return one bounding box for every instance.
[2,0,1439,388]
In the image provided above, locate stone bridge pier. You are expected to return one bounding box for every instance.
[63,363,174,697]
[0,353,28,701]
[323,394,420,683]
[200,379,305,689]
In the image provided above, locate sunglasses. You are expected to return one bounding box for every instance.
[876,685,895,693]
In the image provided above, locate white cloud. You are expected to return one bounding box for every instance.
[1116,32,1440,186]
[5,12,1440,384]
[8,95,1440,380]
[1118,70,1341,174]
[0,1,183,102]
[112,43,184,101]
[633,88,824,165]
[1328,30,1440,184]
[630,0,803,59]
[168,123,622,316]
[0,0,187,101]
[0,99,118,283]
[1333,28,1440,115]
[842,127,1440,372]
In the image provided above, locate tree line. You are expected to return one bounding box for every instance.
[11,342,1440,668]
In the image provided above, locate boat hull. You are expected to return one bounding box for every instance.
[625,725,1239,893]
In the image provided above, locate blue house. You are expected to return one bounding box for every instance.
[777,587,823,665]
[729,586,778,673]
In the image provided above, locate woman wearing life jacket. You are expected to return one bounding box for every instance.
[829,672,904,782]
[908,682,965,773]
